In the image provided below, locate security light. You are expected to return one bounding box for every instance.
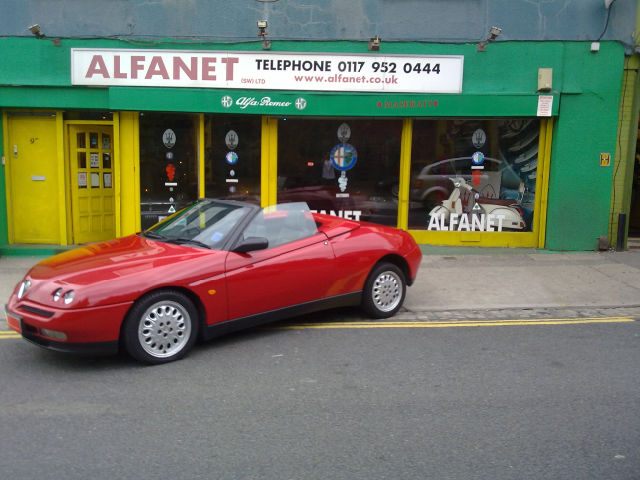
[477,26,502,52]
[368,36,381,51]
[28,24,45,39]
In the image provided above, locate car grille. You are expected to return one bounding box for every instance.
[20,305,54,318]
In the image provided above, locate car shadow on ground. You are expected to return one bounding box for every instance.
[7,306,381,370]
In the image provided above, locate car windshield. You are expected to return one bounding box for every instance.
[142,200,252,249]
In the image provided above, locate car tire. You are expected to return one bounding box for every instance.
[123,290,199,364]
[362,262,406,319]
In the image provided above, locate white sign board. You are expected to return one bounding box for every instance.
[537,95,553,117]
[71,49,464,94]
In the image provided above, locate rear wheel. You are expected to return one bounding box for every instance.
[123,290,198,364]
[362,262,406,319]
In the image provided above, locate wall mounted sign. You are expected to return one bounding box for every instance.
[162,129,176,148]
[337,123,351,143]
[165,163,176,181]
[472,129,486,148]
[330,143,357,171]
[225,130,239,150]
[71,49,464,94]
[471,151,485,167]
[537,95,553,117]
[225,151,238,165]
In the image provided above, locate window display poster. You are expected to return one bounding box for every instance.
[90,153,100,168]
[91,172,100,188]
[103,173,112,188]
[78,172,87,188]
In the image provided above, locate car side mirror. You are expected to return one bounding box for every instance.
[233,236,269,254]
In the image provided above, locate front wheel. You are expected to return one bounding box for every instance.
[362,263,406,319]
[123,290,199,364]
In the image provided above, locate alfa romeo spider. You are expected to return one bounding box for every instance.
[5,200,422,364]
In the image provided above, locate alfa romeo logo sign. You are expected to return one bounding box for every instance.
[295,97,307,110]
[330,143,358,171]
[221,96,233,108]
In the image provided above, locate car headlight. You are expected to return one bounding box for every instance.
[63,290,75,305]
[52,288,75,305]
[17,280,31,299]
[53,288,63,302]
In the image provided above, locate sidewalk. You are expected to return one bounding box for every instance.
[2,249,640,328]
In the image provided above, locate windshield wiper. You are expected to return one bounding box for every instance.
[141,231,168,240]
[165,237,212,249]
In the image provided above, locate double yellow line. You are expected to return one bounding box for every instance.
[0,330,20,339]
[0,316,635,340]
[278,316,636,330]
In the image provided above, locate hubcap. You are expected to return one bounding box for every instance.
[372,271,402,312]
[138,300,192,358]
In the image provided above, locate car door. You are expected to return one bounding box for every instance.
[224,208,336,320]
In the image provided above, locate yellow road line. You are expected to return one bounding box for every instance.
[277,316,636,330]
[0,317,635,339]
[0,331,21,339]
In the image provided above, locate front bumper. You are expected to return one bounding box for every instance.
[5,299,132,356]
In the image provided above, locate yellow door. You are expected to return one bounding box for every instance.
[68,125,115,243]
[7,114,61,244]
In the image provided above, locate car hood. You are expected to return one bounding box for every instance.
[20,234,225,307]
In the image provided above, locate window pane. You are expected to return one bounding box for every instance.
[204,115,261,204]
[139,113,199,230]
[409,119,538,232]
[277,118,402,226]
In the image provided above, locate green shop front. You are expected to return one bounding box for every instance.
[0,39,624,252]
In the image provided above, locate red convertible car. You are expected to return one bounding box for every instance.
[5,200,422,364]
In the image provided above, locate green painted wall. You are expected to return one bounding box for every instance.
[546,43,624,250]
[0,38,626,250]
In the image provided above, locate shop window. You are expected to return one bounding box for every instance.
[204,115,261,204]
[139,113,199,230]
[408,119,539,233]
[277,118,402,226]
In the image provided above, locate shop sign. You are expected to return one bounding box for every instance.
[225,130,239,150]
[163,129,176,148]
[427,213,507,232]
[71,49,464,94]
[310,210,362,221]
[537,95,553,117]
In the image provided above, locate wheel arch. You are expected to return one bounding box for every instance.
[118,286,207,344]
[374,254,412,286]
